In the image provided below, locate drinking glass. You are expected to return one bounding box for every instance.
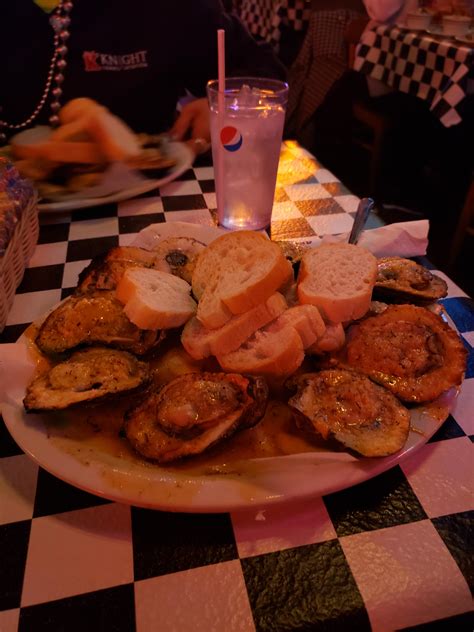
[207,77,288,230]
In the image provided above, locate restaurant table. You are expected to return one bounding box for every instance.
[0,143,473,631]
[353,22,474,127]
[239,0,311,49]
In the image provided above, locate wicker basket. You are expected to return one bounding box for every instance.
[0,191,39,332]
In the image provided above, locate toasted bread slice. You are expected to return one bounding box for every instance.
[181,292,288,360]
[216,304,326,376]
[217,322,305,377]
[297,243,377,324]
[275,304,326,348]
[116,268,197,330]
[193,231,293,329]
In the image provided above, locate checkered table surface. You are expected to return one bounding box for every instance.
[0,144,473,631]
[354,24,474,127]
[240,0,311,48]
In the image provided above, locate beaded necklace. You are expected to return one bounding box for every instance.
[0,0,74,144]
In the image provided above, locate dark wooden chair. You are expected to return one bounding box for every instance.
[343,17,393,200]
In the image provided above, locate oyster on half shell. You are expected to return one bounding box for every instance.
[344,304,467,403]
[151,236,207,284]
[374,257,447,304]
[76,246,160,293]
[287,369,410,457]
[125,372,268,462]
[24,347,151,412]
[36,291,164,356]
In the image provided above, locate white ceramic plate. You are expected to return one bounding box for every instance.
[38,141,194,213]
[0,340,458,513]
[0,222,460,512]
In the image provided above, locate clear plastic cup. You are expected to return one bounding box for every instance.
[207,77,288,230]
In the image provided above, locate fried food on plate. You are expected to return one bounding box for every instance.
[9,98,176,199]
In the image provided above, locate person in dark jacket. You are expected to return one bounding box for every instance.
[1,0,285,150]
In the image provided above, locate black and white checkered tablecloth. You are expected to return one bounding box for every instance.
[240,0,311,47]
[354,24,474,127]
[0,144,473,631]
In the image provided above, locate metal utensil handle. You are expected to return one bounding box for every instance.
[348,197,375,245]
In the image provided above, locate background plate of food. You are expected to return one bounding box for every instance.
[0,224,467,512]
[2,98,195,213]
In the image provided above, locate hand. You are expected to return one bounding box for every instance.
[170,98,211,156]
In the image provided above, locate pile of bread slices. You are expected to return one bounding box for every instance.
[116,230,378,376]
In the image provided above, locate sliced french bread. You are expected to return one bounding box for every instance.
[217,322,304,377]
[297,243,377,323]
[193,231,293,329]
[116,268,197,330]
[216,304,326,376]
[181,292,288,360]
[275,304,326,348]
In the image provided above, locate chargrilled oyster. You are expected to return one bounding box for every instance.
[344,304,467,403]
[374,257,447,304]
[287,369,410,457]
[77,246,159,293]
[125,372,268,462]
[24,347,150,412]
[152,237,206,284]
[36,291,163,356]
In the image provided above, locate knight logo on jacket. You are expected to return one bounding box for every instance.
[83,50,148,72]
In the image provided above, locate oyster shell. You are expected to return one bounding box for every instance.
[287,369,410,457]
[151,237,206,284]
[344,304,467,403]
[125,372,268,462]
[374,257,447,304]
[24,347,150,412]
[77,246,158,293]
[36,291,164,356]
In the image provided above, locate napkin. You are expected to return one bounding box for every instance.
[284,220,429,258]
[323,219,429,258]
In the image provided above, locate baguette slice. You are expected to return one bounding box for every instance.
[181,292,288,360]
[297,243,377,323]
[193,231,293,329]
[116,268,197,330]
[275,304,326,348]
[10,126,104,164]
[217,304,325,376]
[218,323,304,377]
